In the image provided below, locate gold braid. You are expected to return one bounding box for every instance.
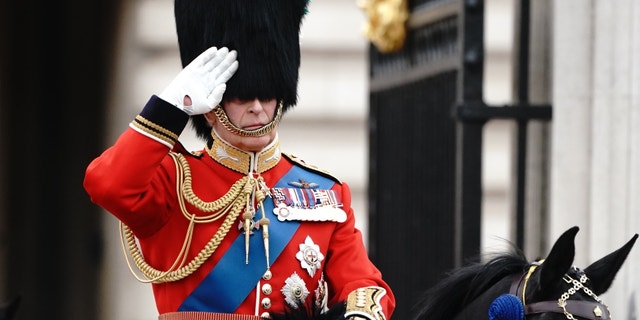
[120,152,259,283]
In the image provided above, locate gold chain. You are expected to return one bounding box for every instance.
[176,152,255,218]
[213,102,283,137]
[558,273,608,320]
[119,152,259,283]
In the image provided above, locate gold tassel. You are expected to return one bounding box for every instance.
[260,215,270,270]
[256,180,271,270]
[243,196,254,264]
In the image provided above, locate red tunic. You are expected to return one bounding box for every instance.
[84,96,395,319]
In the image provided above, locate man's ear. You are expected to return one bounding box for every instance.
[203,108,219,126]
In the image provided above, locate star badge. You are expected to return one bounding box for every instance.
[296,236,324,277]
[281,272,310,308]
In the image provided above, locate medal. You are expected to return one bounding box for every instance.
[281,272,310,308]
[296,236,324,277]
[271,187,346,222]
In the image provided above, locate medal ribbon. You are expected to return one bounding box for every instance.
[272,188,341,209]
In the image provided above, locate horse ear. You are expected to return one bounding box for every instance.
[538,226,580,289]
[584,233,638,295]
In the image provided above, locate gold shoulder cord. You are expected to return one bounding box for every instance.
[119,152,256,284]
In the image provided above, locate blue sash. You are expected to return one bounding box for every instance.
[178,165,335,312]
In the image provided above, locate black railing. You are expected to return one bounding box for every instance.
[368,0,551,318]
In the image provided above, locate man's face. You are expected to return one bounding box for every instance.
[208,98,279,152]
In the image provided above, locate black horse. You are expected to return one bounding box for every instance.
[412,226,637,320]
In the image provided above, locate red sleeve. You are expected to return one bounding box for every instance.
[324,182,396,318]
[83,96,190,238]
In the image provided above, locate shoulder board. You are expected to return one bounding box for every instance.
[171,141,204,158]
[282,152,342,184]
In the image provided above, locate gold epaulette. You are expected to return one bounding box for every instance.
[282,153,342,184]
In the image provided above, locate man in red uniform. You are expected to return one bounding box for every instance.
[84,0,395,319]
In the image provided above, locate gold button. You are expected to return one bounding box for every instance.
[262,270,272,280]
[261,297,271,309]
[262,283,273,295]
[260,312,271,318]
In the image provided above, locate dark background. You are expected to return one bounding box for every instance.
[0,1,123,318]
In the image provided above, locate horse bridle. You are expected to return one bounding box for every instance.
[509,260,612,320]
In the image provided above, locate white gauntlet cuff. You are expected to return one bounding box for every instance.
[344,286,387,320]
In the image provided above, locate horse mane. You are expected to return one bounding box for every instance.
[412,244,529,320]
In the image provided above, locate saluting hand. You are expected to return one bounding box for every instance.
[159,46,238,115]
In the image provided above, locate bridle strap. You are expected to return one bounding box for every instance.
[509,272,525,298]
[508,265,610,320]
[525,300,611,320]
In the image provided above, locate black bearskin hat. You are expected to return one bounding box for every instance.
[175,0,309,140]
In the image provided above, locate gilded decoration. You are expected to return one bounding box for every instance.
[358,0,409,53]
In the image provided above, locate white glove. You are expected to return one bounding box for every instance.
[159,46,238,115]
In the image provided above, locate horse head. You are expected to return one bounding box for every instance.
[490,226,637,320]
[413,226,637,320]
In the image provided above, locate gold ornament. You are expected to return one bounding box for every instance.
[120,152,270,283]
[358,0,409,53]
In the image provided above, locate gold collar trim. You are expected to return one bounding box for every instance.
[205,130,281,174]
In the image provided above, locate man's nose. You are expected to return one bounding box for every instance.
[247,98,264,112]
